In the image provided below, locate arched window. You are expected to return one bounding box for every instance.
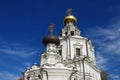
[65,32,67,36]
[27,76,30,80]
[59,50,62,56]
[71,31,74,36]
[74,78,76,80]
[38,75,42,79]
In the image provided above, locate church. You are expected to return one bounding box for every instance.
[19,9,108,80]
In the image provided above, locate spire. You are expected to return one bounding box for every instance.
[64,9,77,25]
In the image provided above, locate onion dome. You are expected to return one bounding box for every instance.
[43,34,60,46]
[64,9,77,25]
[42,24,60,46]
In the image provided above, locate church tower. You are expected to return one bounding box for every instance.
[60,9,96,64]
[21,9,104,80]
[58,9,101,80]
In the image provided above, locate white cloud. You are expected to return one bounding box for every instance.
[0,40,39,74]
[96,52,108,70]
[0,41,38,58]
[86,20,120,71]
[110,74,120,80]
[23,62,32,67]
[0,71,19,80]
[89,21,120,56]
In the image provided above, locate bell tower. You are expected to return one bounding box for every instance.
[60,9,96,66]
[61,9,81,37]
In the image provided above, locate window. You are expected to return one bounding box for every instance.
[59,50,62,56]
[60,33,62,37]
[76,48,80,56]
[74,78,76,80]
[71,31,74,36]
[27,76,30,80]
[65,32,67,36]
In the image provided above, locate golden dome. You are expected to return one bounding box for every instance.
[63,9,77,25]
[64,15,77,25]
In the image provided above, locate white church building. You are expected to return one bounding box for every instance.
[19,9,108,80]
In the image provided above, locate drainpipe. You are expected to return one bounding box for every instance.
[85,39,89,58]
[82,56,87,80]
[68,37,71,59]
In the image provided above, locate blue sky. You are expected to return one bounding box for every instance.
[0,0,120,80]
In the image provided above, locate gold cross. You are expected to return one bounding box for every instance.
[66,8,72,15]
[49,23,55,33]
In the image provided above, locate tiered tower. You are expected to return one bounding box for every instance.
[21,9,103,80]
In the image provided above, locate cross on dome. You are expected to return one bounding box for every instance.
[66,8,72,15]
[49,23,55,34]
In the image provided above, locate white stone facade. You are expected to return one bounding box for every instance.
[23,12,102,80]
